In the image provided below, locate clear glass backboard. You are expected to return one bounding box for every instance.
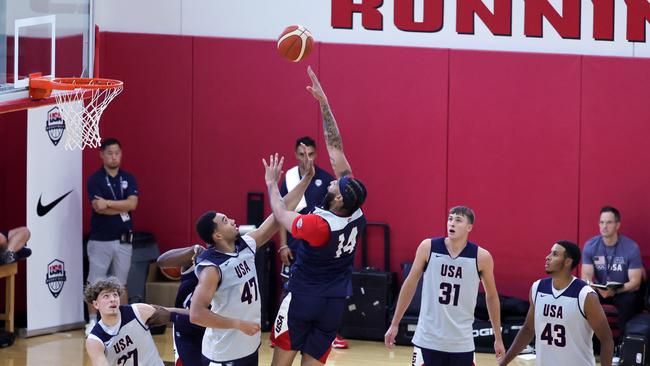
[0,0,91,103]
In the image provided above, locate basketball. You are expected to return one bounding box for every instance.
[160,266,182,280]
[277,25,313,62]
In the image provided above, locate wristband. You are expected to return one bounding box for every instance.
[170,311,179,323]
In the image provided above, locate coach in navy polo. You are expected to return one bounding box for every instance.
[85,137,139,335]
[278,136,334,274]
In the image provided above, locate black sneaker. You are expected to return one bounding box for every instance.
[0,250,16,264]
[0,330,15,348]
[15,247,32,261]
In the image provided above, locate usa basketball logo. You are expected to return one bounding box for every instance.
[45,259,67,298]
[45,107,66,146]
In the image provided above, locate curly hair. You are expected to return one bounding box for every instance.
[84,277,123,303]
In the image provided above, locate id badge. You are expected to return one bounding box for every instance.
[120,212,131,222]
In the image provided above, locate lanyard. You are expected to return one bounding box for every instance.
[105,175,124,200]
[601,239,618,281]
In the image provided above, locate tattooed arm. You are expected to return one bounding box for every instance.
[306,66,353,178]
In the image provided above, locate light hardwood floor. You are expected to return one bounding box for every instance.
[0,329,557,365]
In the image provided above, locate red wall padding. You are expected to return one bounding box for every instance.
[83,33,194,249]
[190,37,323,242]
[448,50,582,297]
[87,32,650,301]
[580,56,650,266]
[318,43,449,272]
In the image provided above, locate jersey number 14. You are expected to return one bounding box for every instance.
[335,227,358,258]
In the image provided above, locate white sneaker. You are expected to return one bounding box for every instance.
[85,319,97,336]
[612,356,621,366]
[519,345,535,355]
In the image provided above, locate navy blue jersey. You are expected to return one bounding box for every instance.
[173,266,205,337]
[175,268,198,309]
[288,207,366,297]
[280,165,334,252]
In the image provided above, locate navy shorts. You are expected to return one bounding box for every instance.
[271,292,346,363]
[201,349,258,366]
[173,322,204,366]
[412,346,475,366]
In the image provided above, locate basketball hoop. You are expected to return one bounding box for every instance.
[30,75,123,150]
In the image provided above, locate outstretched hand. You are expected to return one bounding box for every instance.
[306,66,327,104]
[297,143,315,180]
[263,153,284,187]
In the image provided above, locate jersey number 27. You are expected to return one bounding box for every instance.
[335,227,358,258]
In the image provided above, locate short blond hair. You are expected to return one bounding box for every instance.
[84,277,123,303]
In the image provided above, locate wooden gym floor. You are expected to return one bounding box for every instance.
[0,329,557,366]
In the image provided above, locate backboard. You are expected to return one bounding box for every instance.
[0,0,92,108]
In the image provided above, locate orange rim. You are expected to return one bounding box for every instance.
[29,75,123,99]
[49,77,123,90]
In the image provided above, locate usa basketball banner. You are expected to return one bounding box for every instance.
[26,104,84,336]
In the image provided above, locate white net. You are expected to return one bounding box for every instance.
[53,82,123,150]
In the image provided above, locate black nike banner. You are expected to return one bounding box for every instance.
[27,104,84,336]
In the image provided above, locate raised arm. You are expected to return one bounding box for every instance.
[306,66,352,178]
[478,248,505,359]
[385,239,430,348]
[157,245,204,270]
[263,151,315,233]
[248,148,315,247]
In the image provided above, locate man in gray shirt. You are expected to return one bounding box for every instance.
[581,206,646,334]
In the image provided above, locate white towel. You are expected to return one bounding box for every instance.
[285,166,307,212]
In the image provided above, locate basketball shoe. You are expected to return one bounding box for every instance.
[332,334,348,349]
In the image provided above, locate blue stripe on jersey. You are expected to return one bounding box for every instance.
[537,277,589,298]
[90,305,143,343]
[195,237,250,268]
[174,271,205,336]
[430,237,479,259]
[175,271,198,309]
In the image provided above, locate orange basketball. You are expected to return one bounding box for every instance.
[160,267,182,280]
[277,25,314,62]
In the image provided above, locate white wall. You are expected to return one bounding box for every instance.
[94,0,650,58]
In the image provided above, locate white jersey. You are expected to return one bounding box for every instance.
[412,237,481,352]
[87,305,163,366]
[532,277,596,366]
[195,234,260,362]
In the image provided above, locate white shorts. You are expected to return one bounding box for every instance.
[87,239,132,285]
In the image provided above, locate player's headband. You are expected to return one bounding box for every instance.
[339,176,356,211]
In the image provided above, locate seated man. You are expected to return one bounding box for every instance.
[581,206,646,335]
[0,227,31,264]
